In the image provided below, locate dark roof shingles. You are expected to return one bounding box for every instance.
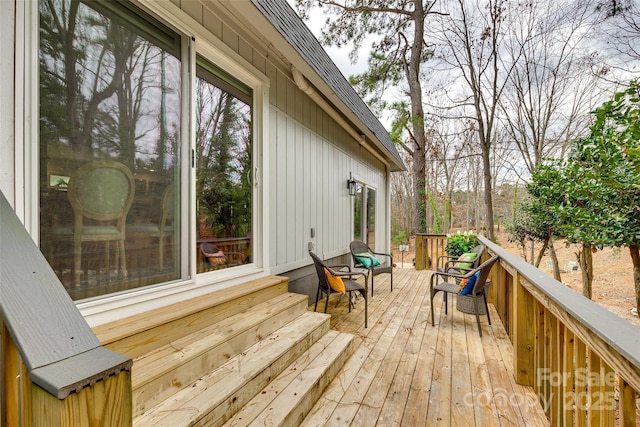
[250,0,405,170]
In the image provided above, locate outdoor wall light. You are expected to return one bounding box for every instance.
[347,174,357,196]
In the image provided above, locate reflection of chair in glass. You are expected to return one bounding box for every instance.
[200,242,244,270]
[48,160,135,286]
[127,184,174,271]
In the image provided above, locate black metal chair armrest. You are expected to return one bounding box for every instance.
[328,263,352,272]
[368,251,394,266]
[334,270,366,280]
[444,258,475,273]
[437,254,457,270]
[433,265,479,283]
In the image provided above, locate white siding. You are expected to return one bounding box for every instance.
[268,106,386,271]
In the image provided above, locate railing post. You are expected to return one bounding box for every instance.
[1,191,133,425]
[512,272,535,387]
[31,372,132,427]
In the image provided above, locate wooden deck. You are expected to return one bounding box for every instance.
[304,266,549,426]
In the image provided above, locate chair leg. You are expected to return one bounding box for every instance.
[314,284,321,312]
[430,289,437,326]
[361,289,368,328]
[483,292,491,325]
[390,269,393,292]
[119,239,127,278]
[370,270,374,297]
[444,292,449,314]
[325,291,330,313]
[73,239,82,287]
[473,297,483,337]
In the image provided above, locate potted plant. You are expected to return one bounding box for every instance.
[445,231,477,258]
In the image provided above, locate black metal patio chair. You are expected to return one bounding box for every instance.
[309,250,368,328]
[430,255,499,336]
[349,240,393,297]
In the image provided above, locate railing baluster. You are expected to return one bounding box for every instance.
[601,361,614,426]
[575,339,587,427]
[618,376,637,427]
[513,272,535,386]
[588,349,601,426]
[477,235,640,427]
[562,329,575,427]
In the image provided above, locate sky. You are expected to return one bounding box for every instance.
[286,1,370,78]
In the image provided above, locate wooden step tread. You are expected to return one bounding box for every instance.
[133,311,330,427]
[95,275,289,346]
[223,330,355,427]
[133,292,309,416]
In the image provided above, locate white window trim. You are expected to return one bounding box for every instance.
[21,0,272,326]
[17,0,40,240]
[352,177,379,248]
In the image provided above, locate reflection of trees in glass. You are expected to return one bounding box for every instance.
[39,0,181,171]
[367,188,376,249]
[353,184,363,241]
[196,77,252,238]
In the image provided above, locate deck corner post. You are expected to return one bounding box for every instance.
[31,370,132,427]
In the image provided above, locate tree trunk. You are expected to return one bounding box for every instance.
[629,244,640,319]
[534,237,549,268]
[579,243,593,299]
[482,148,496,241]
[548,242,561,282]
[408,5,427,234]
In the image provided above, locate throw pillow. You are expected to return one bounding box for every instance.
[458,278,468,292]
[355,252,381,268]
[324,268,346,293]
[457,252,478,269]
[370,253,381,266]
[459,272,480,295]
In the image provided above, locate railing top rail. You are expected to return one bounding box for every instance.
[478,235,640,372]
[0,192,131,399]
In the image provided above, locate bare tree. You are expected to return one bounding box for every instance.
[390,171,414,240]
[295,0,444,234]
[430,0,518,241]
[428,118,475,232]
[500,2,605,175]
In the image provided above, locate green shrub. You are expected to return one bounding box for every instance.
[445,231,477,257]
[393,230,409,246]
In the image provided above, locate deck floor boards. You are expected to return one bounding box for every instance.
[305,266,549,426]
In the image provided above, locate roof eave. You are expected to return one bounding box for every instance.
[223,0,406,172]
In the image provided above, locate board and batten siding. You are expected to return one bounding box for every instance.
[269,105,387,274]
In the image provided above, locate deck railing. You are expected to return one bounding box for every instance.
[0,192,132,426]
[478,235,640,426]
[414,233,447,270]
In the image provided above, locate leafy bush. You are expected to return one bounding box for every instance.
[445,231,477,257]
[393,230,409,246]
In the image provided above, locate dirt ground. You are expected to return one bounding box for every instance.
[393,231,640,328]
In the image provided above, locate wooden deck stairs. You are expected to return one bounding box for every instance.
[93,276,355,427]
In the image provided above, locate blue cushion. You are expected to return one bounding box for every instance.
[355,253,381,268]
[459,272,480,295]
